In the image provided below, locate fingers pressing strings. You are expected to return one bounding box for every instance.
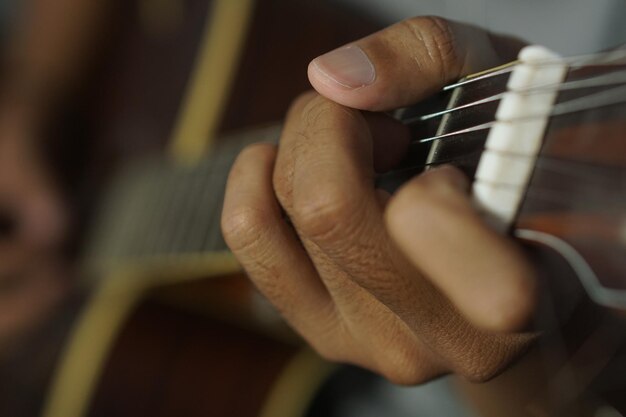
[224,14,538,384]
[272,93,535,380]
[274,94,451,325]
[221,141,435,380]
[221,143,340,342]
[385,166,538,332]
[272,95,447,381]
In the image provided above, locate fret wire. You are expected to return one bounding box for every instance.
[411,70,626,124]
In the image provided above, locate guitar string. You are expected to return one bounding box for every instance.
[409,69,626,123]
[148,142,625,256]
[90,53,626,260]
[414,84,626,143]
[94,134,623,260]
[129,95,620,256]
[444,47,626,91]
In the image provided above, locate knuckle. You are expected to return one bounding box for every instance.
[401,16,461,82]
[291,186,361,243]
[300,95,332,126]
[299,95,360,134]
[221,205,273,254]
[288,90,319,117]
[278,96,361,213]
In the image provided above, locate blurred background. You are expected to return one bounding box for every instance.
[0,1,624,416]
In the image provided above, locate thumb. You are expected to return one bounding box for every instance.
[308,16,523,111]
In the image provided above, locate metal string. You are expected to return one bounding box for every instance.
[409,69,626,124]
[443,48,626,91]
[87,50,626,263]
[414,84,626,144]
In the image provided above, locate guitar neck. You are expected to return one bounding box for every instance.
[83,124,282,278]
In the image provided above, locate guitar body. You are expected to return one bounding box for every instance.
[89,293,297,417]
[2,2,624,416]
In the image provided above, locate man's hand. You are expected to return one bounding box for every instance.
[0,0,111,352]
[222,17,535,384]
[0,98,68,353]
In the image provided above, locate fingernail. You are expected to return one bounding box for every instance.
[311,45,376,89]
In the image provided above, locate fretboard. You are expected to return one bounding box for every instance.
[83,124,282,276]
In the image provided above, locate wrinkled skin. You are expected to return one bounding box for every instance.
[222,16,538,384]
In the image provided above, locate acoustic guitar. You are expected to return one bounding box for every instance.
[3,2,626,417]
[63,45,626,417]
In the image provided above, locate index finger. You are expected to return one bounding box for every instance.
[308,16,524,111]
